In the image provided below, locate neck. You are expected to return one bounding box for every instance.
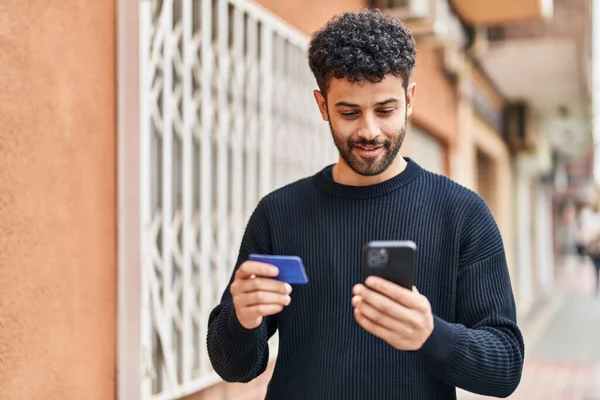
[332,155,407,186]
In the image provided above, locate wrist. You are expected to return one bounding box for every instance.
[228,305,262,338]
[419,313,435,348]
[416,316,461,368]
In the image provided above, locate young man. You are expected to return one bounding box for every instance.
[207,9,524,399]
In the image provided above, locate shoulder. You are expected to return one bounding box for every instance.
[417,170,489,217]
[243,177,314,237]
[417,170,503,265]
[258,176,315,212]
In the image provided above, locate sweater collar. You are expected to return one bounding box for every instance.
[312,157,423,200]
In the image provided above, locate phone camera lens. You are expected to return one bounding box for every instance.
[378,249,388,264]
[368,249,380,268]
[367,248,387,268]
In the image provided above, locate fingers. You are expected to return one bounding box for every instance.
[352,295,413,336]
[239,304,285,318]
[231,261,292,329]
[235,261,280,280]
[353,284,419,326]
[354,307,396,344]
[364,276,429,312]
[236,291,291,307]
[230,276,292,296]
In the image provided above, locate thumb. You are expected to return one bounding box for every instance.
[412,286,419,294]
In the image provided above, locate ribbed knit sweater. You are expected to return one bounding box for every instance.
[207,158,524,400]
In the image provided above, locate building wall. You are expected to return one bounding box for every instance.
[410,44,458,147]
[405,43,458,177]
[409,124,448,175]
[0,1,116,400]
[255,0,365,36]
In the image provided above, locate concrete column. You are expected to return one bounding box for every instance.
[515,159,534,315]
[0,1,116,399]
[453,63,476,188]
[537,184,555,294]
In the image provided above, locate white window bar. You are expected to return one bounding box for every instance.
[198,0,214,380]
[181,0,195,386]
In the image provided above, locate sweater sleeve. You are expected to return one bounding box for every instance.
[416,194,525,398]
[206,198,278,383]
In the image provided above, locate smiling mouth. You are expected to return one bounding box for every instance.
[353,144,384,156]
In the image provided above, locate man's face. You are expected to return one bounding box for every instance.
[314,75,416,176]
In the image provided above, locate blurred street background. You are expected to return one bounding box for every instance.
[2,0,600,399]
[459,256,600,400]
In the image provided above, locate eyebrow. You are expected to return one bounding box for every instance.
[334,98,399,108]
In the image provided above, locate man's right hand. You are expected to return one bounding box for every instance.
[230,260,292,330]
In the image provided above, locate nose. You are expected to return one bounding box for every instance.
[356,113,381,141]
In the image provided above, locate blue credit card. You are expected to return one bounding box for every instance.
[248,254,309,284]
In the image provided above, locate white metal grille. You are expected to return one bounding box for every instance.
[139,0,336,398]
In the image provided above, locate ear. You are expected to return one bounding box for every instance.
[313,90,329,121]
[406,82,416,117]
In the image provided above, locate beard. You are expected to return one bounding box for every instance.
[328,114,407,177]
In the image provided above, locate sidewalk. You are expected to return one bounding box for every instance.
[458,258,600,400]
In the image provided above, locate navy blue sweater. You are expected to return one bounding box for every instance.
[207,158,524,399]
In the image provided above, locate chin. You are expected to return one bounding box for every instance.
[338,146,398,177]
[348,160,388,177]
[356,169,385,177]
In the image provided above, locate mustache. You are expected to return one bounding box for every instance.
[348,137,390,147]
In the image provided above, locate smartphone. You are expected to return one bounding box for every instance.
[248,254,309,284]
[361,240,416,290]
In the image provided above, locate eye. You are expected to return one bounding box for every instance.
[341,111,359,119]
[376,108,395,116]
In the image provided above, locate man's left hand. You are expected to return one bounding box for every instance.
[352,276,434,351]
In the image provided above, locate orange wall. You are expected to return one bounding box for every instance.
[452,0,547,24]
[403,43,458,176]
[410,44,458,146]
[0,1,116,399]
[255,0,365,36]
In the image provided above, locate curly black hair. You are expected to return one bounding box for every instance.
[308,9,417,95]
